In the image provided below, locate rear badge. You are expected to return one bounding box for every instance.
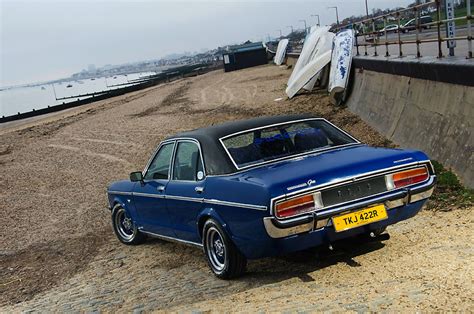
[287,179,316,191]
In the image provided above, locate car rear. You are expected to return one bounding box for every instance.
[250,156,435,259]
[216,117,436,258]
[239,148,434,258]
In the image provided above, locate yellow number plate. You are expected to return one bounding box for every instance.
[332,204,388,233]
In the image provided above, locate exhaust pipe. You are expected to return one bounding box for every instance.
[366,232,390,242]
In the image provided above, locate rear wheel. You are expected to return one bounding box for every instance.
[203,219,247,279]
[112,204,145,245]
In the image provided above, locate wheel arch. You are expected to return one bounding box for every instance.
[109,195,140,223]
[196,206,232,241]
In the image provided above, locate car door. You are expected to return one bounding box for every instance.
[133,141,175,236]
[165,140,206,243]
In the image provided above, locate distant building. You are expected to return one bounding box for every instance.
[222,42,268,72]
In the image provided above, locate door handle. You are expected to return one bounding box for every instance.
[157,185,165,192]
[195,186,204,194]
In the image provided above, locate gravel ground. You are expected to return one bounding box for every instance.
[1,64,472,311]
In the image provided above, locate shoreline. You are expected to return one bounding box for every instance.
[0,63,220,124]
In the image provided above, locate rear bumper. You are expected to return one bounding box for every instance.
[263,175,436,239]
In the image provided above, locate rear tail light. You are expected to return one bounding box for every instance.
[275,192,323,218]
[385,167,429,190]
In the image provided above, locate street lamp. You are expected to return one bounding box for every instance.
[311,14,320,27]
[276,29,282,37]
[327,6,340,27]
[287,25,294,34]
[299,19,307,33]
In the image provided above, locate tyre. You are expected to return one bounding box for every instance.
[112,204,146,245]
[202,219,247,279]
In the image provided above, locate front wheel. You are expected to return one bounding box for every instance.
[112,204,146,245]
[203,219,247,279]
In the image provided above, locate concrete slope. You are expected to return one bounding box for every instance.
[346,67,473,187]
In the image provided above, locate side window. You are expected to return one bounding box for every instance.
[173,141,204,181]
[144,143,174,180]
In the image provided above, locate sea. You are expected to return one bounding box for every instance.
[0,72,157,118]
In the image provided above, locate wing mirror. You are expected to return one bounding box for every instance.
[130,171,144,182]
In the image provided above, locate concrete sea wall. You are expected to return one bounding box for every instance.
[346,65,473,187]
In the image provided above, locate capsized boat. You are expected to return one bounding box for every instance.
[287,26,330,87]
[303,32,334,91]
[285,49,331,98]
[274,39,289,65]
[328,29,355,105]
[286,31,334,98]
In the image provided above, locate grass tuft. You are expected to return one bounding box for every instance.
[426,160,473,210]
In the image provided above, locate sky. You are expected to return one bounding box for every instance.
[0,0,413,87]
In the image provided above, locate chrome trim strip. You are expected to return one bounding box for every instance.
[263,217,313,238]
[167,195,203,203]
[270,161,431,217]
[385,198,406,209]
[218,118,361,171]
[409,187,435,203]
[108,190,133,196]
[205,199,268,211]
[130,192,266,211]
[133,192,165,199]
[271,212,316,225]
[140,230,203,248]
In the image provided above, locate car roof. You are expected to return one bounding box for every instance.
[406,15,431,24]
[170,114,313,140]
[166,114,314,175]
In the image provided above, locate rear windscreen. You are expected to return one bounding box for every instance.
[222,119,357,168]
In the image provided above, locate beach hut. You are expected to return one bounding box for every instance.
[223,42,268,72]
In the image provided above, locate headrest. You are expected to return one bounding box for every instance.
[294,129,328,151]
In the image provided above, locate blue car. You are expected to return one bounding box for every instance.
[107,115,436,278]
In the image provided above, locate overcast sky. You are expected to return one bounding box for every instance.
[1,0,412,87]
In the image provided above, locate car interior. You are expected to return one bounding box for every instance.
[173,144,203,181]
[228,127,331,167]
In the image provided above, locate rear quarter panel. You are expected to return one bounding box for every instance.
[200,175,271,257]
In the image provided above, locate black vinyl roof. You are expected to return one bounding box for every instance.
[166,114,314,175]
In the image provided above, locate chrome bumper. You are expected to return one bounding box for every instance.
[263,175,436,239]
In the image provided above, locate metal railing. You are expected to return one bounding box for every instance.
[343,0,472,58]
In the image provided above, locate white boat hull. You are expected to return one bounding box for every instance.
[287,26,330,86]
[285,50,332,98]
[274,39,289,65]
[328,29,354,104]
[303,32,334,91]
